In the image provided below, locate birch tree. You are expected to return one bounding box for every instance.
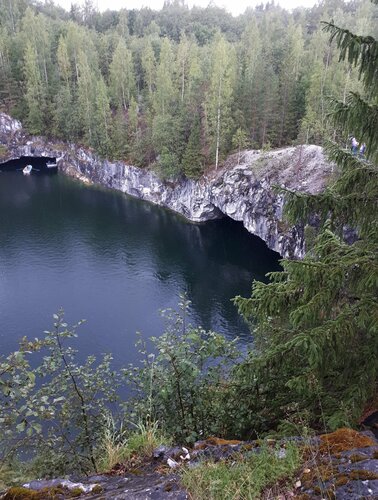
[206,34,235,169]
[24,42,45,134]
[109,38,135,111]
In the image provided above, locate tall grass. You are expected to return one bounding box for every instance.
[96,416,169,471]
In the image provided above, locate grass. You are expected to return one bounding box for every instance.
[96,418,170,471]
[0,462,33,492]
[181,442,301,500]
[0,145,9,159]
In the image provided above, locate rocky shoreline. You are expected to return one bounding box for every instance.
[0,113,334,259]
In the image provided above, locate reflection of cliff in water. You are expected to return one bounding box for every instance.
[0,173,281,358]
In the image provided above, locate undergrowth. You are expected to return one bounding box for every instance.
[181,442,301,500]
[96,417,169,471]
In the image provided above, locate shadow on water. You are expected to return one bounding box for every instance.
[0,172,281,372]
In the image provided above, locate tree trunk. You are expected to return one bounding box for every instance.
[215,76,222,169]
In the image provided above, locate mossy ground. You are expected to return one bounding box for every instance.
[2,428,377,499]
[297,428,378,498]
[318,427,376,454]
[181,442,301,500]
[2,485,83,499]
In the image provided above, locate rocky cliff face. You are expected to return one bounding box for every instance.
[0,113,334,258]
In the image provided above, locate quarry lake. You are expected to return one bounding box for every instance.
[0,171,281,369]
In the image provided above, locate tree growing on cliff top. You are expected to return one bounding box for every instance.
[234,2,378,432]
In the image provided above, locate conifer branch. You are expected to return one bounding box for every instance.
[322,22,378,96]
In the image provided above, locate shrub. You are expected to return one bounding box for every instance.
[122,295,240,443]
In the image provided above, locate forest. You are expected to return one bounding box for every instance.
[0,0,377,178]
[0,0,377,494]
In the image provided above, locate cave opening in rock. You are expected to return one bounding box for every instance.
[0,155,57,173]
[205,215,283,272]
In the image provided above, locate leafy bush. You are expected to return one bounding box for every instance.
[0,312,120,477]
[122,295,240,443]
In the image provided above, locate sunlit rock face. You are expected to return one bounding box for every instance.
[0,112,334,258]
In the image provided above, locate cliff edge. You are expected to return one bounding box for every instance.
[0,113,334,258]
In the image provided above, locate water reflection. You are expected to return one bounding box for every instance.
[0,172,281,370]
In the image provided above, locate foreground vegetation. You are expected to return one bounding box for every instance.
[181,443,301,500]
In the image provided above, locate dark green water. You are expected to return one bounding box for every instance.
[0,171,281,369]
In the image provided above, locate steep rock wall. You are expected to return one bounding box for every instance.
[0,113,334,258]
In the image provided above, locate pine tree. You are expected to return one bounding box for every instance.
[206,33,235,169]
[277,23,304,145]
[93,76,112,156]
[0,27,12,107]
[154,37,175,115]
[176,32,190,103]
[54,35,75,140]
[234,3,378,431]
[232,127,248,165]
[110,108,128,160]
[77,49,96,145]
[141,38,156,95]
[239,19,262,147]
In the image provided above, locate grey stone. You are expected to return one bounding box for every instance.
[334,479,378,499]
[23,478,100,493]
[0,113,336,260]
[153,446,170,459]
[338,458,378,475]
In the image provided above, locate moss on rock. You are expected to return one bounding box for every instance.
[319,428,376,454]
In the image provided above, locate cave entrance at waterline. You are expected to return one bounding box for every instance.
[202,216,282,282]
[0,156,57,173]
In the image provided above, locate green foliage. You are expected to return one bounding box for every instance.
[3,0,375,167]
[181,442,300,500]
[181,116,203,178]
[95,415,169,471]
[95,413,130,471]
[122,295,240,443]
[156,146,179,179]
[1,0,378,485]
[322,21,378,97]
[23,42,45,134]
[234,2,378,431]
[328,93,378,164]
[231,127,248,165]
[0,312,120,477]
[0,340,43,466]
[0,461,32,491]
[124,420,169,458]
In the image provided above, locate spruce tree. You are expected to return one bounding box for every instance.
[182,116,203,178]
[234,3,378,431]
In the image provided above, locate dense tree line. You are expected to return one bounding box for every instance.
[0,0,376,177]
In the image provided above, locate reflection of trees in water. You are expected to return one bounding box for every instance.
[0,173,280,340]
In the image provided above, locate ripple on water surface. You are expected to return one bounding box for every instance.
[0,172,281,370]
